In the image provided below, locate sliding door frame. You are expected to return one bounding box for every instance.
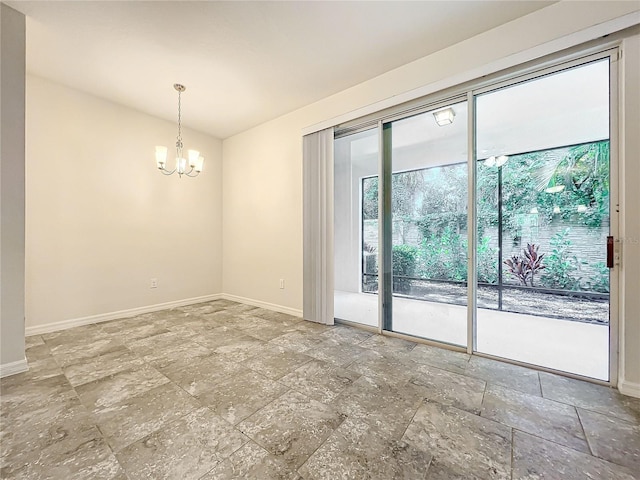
[340,43,621,386]
[468,48,619,384]
[467,91,478,354]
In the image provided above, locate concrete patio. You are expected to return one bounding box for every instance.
[335,290,609,380]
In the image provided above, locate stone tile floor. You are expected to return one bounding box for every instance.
[1,299,639,479]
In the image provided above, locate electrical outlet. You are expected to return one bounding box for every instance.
[279,279,285,289]
[150,278,158,289]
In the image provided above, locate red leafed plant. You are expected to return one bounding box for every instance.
[504,243,545,287]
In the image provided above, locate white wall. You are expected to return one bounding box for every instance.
[0,4,26,374]
[222,2,640,393]
[26,75,223,330]
[619,33,640,397]
[222,112,304,311]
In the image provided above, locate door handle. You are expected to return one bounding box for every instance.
[606,236,614,268]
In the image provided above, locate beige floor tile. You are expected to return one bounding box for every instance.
[540,371,640,423]
[62,346,145,387]
[333,375,424,439]
[91,382,201,451]
[3,305,639,480]
[410,363,487,414]
[404,399,511,480]
[243,345,313,380]
[481,384,589,453]
[299,417,432,480]
[513,429,638,479]
[165,354,249,397]
[202,441,301,480]
[237,390,345,470]
[280,359,361,404]
[578,407,640,472]
[116,407,248,480]
[465,355,542,396]
[75,365,169,410]
[407,343,470,374]
[197,369,289,424]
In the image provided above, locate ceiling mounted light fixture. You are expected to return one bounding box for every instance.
[155,84,204,177]
[485,155,508,167]
[433,107,455,126]
[495,155,508,167]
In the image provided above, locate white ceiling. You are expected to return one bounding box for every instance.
[8,1,555,139]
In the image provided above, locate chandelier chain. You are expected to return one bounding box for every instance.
[176,89,183,150]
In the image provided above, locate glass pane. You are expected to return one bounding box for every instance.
[475,59,610,380]
[334,129,379,327]
[388,101,468,346]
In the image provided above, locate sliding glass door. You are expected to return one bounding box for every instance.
[334,128,379,327]
[333,51,615,382]
[475,58,612,380]
[385,101,468,346]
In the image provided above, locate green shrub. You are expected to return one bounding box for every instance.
[392,244,419,293]
[541,228,580,290]
[477,236,498,284]
[417,227,467,282]
[582,261,609,293]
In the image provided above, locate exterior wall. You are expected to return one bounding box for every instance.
[363,221,609,285]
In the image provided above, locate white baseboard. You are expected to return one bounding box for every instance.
[0,358,28,378]
[618,378,640,399]
[24,293,303,337]
[25,294,223,336]
[220,293,303,318]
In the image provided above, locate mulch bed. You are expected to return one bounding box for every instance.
[367,279,609,325]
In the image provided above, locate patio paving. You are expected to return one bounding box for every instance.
[334,290,609,380]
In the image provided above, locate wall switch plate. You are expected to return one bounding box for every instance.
[279,279,285,289]
[150,278,158,289]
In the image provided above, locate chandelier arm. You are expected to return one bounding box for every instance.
[184,169,200,178]
[159,166,177,176]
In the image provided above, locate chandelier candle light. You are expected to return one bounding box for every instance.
[155,84,204,177]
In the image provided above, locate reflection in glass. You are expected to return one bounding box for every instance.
[334,129,379,327]
[387,101,468,346]
[475,59,610,380]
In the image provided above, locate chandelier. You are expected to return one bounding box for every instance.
[155,84,204,177]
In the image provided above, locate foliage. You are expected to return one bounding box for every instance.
[393,171,424,222]
[416,227,467,282]
[582,261,610,293]
[504,255,529,286]
[495,141,610,231]
[504,244,545,287]
[362,177,378,220]
[392,244,419,293]
[541,229,580,290]
[523,243,545,287]
[416,164,468,235]
[360,140,610,293]
[531,142,610,228]
[477,236,499,284]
